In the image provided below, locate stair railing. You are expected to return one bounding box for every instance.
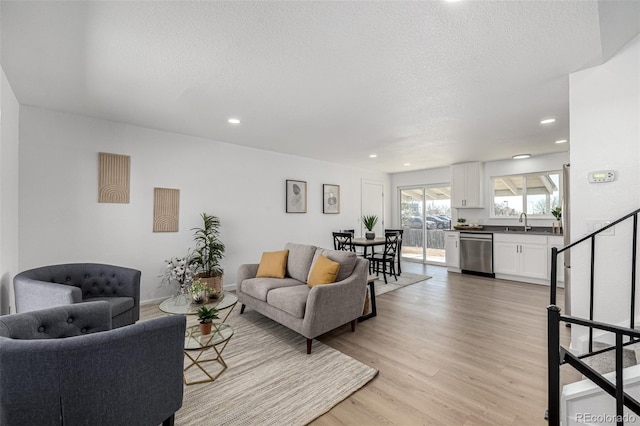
[548,208,640,425]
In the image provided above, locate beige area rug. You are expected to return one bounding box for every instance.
[372,271,432,296]
[141,305,378,426]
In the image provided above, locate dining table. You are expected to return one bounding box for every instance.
[351,237,386,257]
[351,236,402,276]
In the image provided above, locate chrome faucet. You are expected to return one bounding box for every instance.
[519,212,532,232]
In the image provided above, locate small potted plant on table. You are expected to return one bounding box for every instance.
[362,215,379,240]
[197,306,219,335]
[190,278,210,304]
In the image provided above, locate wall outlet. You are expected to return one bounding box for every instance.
[586,220,615,236]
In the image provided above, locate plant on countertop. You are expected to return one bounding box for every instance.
[551,207,562,220]
[197,305,219,324]
[457,218,467,224]
[190,213,225,278]
[362,215,379,231]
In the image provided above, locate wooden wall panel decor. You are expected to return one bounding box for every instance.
[98,152,130,203]
[153,188,180,232]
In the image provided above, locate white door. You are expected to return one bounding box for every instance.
[361,180,384,237]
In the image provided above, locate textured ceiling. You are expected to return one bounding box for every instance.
[2,1,639,173]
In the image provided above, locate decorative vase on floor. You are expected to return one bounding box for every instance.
[365,232,375,240]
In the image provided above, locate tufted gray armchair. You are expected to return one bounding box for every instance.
[0,301,186,426]
[14,263,141,328]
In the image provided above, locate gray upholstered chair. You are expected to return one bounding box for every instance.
[14,263,141,328]
[0,301,186,426]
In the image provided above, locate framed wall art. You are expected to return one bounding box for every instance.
[153,187,180,232]
[98,152,130,203]
[286,180,307,213]
[323,184,340,214]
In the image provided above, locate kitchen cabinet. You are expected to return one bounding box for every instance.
[451,162,483,208]
[445,231,460,271]
[494,234,548,281]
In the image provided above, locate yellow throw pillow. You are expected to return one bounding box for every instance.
[256,250,289,278]
[308,255,341,288]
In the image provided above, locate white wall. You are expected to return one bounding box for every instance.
[0,67,20,315]
[18,106,390,302]
[569,34,640,350]
[389,166,450,227]
[389,152,569,228]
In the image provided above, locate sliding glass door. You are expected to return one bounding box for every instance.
[399,185,451,264]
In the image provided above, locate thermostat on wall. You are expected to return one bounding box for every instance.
[588,170,616,183]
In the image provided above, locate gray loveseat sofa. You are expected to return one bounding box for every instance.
[0,301,185,426]
[14,263,141,328]
[237,242,368,354]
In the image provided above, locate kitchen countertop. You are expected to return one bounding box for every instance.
[445,226,562,236]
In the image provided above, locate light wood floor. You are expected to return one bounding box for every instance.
[311,263,575,426]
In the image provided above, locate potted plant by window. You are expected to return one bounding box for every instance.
[551,207,562,233]
[197,305,219,335]
[362,215,379,240]
[190,213,225,294]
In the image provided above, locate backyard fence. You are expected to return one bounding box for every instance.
[403,227,445,250]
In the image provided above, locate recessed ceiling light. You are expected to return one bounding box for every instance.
[369,154,377,158]
[228,118,240,124]
[540,118,556,125]
[555,139,568,144]
[512,154,531,160]
[404,163,411,166]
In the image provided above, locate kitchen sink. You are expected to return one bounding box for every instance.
[501,227,551,235]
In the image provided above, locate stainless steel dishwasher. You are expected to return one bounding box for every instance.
[460,232,494,277]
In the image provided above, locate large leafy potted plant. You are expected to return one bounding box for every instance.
[190,213,225,293]
[362,215,379,240]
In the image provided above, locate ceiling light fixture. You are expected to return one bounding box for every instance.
[555,139,568,144]
[369,154,377,158]
[228,118,240,124]
[404,163,411,166]
[512,154,531,160]
[540,118,556,125]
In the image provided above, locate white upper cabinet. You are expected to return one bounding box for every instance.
[451,162,483,208]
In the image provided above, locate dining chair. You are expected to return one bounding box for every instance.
[333,231,356,252]
[369,231,400,284]
[385,228,404,276]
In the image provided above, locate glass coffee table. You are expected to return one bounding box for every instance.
[159,291,238,385]
[159,291,238,322]
[183,323,234,385]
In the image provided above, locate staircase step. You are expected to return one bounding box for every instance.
[581,341,637,375]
